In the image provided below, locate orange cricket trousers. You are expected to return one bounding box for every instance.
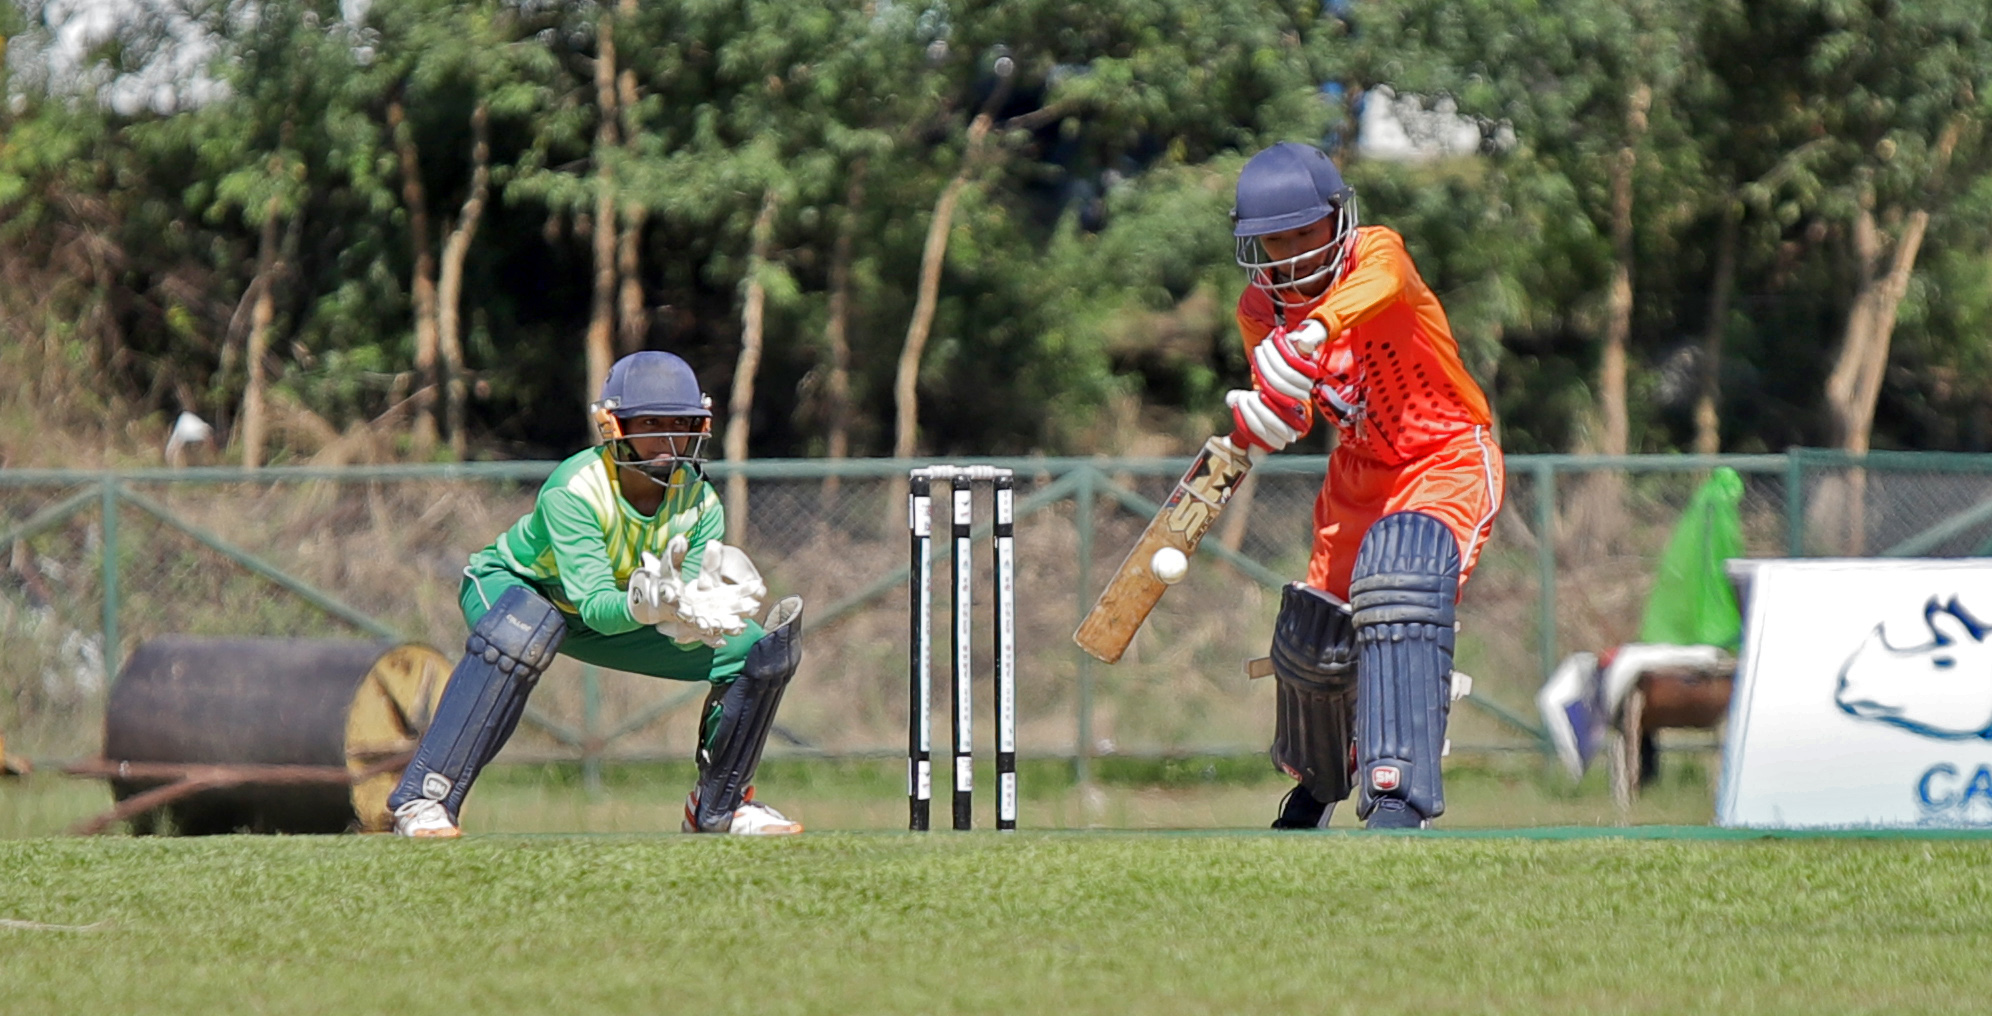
[1306,425,1504,600]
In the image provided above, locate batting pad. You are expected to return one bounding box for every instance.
[389,586,566,818]
[1350,511,1459,823]
[1269,582,1359,800]
[690,596,804,832]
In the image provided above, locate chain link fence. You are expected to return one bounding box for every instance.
[3,450,1988,773]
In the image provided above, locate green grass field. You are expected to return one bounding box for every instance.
[6,832,1992,1014]
[8,755,1991,1014]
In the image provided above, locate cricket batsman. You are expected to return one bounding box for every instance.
[387,350,806,838]
[1225,142,1504,829]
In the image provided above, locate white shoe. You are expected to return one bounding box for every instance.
[683,789,804,835]
[392,798,461,839]
[727,800,804,835]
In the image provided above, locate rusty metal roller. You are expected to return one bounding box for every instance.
[103,637,450,835]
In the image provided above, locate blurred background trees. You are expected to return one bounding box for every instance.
[1,0,1989,466]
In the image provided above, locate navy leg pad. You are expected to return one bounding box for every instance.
[1268,583,1358,799]
[692,596,804,832]
[1273,681,1357,801]
[1350,511,1459,823]
[1270,583,1358,693]
[389,586,566,817]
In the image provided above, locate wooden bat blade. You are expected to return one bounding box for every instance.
[1073,435,1255,664]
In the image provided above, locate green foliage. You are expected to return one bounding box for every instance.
[5,0,1992,462]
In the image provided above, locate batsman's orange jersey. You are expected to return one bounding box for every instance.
[1237,225,1492,467]
[1235,225,1503,598]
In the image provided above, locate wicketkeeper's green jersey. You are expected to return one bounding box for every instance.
[466,447,722,636]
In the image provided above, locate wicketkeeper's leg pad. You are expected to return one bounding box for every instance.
[388,586,566,819]
[690,596,804,832]
[1350,511,1459,825]
[1268,582,1359,802]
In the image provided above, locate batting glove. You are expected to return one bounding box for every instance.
[1250,320,1331,402]
[1226,388,1307,453]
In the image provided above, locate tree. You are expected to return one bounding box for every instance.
[1704,0,1992,548]
[162,1,380,466]
[365,0,555,456]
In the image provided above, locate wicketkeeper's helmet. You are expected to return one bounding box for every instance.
[1231,142,1360,299]
[590,351,713,488]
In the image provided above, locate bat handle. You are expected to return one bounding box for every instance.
[1220,430,1263,461]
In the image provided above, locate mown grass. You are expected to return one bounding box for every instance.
[0,748,1722,838]
[3,831,1992,1015]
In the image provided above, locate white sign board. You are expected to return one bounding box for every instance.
[1719,559,1992,828]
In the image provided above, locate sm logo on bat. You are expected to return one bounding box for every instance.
[1162,449,1249,542]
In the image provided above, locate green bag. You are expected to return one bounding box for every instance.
[1637,466,1745,650]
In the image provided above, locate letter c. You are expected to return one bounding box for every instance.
[1919,764,1959,809]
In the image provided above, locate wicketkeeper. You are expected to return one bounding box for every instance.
[1226,142,1505,829]
[388,350,805,838]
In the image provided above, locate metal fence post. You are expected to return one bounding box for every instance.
[1075,466,1095,787]
[1533,460,1558,685]
[100,478,121,688]
[581,664,603,796]
[1784,448,1807,557]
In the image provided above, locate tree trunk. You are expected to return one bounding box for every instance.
[1597,82,1650,459]
[893,113,994,463]
[1811,200,1930,554]
[584,13,621,411]
[240,197,283,470]
[1693,198,1740,455]
[725,190,781,534]
[616,211,648,354]
[1811,119,1957,553]
[614,10,648,357]
[820,160,866,503]
[436,100,489,461]
[1570,83,1649,555]
[389,97,441,458]
[1825,203,1930,455]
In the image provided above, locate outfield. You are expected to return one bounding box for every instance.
[6,829,1992,1015]
[6,756,1992,1014]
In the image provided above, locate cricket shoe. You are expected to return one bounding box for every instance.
[682,787,804,836]
[1364,798,1429,830]
[391,798,461,839]
[1271,785,1336,829]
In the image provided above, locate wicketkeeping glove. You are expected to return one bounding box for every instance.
[657,541,768,648]
[626,536,692,626]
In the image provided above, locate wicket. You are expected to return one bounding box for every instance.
[907,465,1017,831]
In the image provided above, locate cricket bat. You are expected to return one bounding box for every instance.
[1073,433,1256,664]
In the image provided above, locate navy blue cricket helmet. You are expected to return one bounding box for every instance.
[600,351,711,420]
[1231,142,1361,298]
[593,351,712,487]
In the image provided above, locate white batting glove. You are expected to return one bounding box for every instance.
[1225,389,1302,452]
[626,536,690,626]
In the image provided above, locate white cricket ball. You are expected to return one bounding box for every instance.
[1150,547,1189,585]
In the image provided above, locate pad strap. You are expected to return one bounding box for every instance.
[389,586,566,819]
[1350,512,1459,822]
[691,596,804,832]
